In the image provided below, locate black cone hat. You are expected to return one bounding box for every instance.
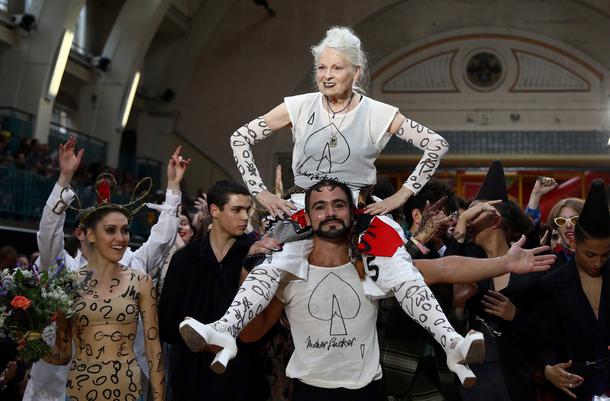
[576,179,610,239]
[475,160,508,201]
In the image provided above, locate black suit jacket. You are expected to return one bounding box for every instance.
[159,233,269,401]
[536,260,610,401]
[467,271,544,401]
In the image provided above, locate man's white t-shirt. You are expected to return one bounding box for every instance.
[278,262,382,389]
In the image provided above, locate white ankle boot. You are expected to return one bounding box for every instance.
[179,317,237,374]
[446,330,485,388]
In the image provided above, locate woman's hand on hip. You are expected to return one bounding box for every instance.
[256,190,297,218]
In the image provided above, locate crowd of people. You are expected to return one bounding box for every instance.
[0,132,205,245]
[0,135,55,178]
[0,25,608,401]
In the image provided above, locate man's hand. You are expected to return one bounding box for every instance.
[503,235,556,274]
[248,236,282,256]
[481,290,516,321]
[364,186,413,216]
[460,200,502,222]
[167,146,191,192]
[544,361,584,399]
[57,136,84,187]
[414,197,451,244]
[453,200,502,243]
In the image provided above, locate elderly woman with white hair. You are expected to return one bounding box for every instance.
[179,26,496,389]
[231,26,449,217]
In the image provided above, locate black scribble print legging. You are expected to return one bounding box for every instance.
[214,265,283,338]
[392,279,462,353]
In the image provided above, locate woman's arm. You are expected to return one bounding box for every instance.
[132,146,188,274]
[526,177,557,222]
[262,103,292,131]
[138,273,165,401]
[365,112,450,215]
[37,137,82,270]
[231,103,295,218]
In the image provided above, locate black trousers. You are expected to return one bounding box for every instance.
[292,379,382,401]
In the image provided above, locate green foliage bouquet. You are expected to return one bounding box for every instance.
[0,259,80,364]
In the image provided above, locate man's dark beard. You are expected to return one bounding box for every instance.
[314,218,350,239]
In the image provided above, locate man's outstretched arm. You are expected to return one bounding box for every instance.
[415,236,555,285]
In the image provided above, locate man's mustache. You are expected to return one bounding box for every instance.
[320,217,345,227]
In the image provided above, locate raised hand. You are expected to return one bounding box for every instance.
[167,146,191,192]
[528,176,558,211]
[192,194,210,230]
[255,190,296,219]
[58,136,84,187]
[414,196,451,244]
[532,176,558,196]
[364,186,413,216]
[194,195,208,213]
[503,235,556,274]
[540,227,553,247]
[453,200,502,243]
[462,200,502,222]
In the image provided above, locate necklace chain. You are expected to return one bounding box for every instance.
[326,93,354,148]
[326,93,354,118]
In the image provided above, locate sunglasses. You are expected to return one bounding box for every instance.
[554,216,578,227]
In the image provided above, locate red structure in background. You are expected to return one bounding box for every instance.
[537,171,610,221]
[459,170,610,222]
[385,169,610,222]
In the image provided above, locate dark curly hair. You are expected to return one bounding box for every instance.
[403,178,457,228]
[493,200,534,242]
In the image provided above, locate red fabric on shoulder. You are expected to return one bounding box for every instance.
[357,216,405,257]
[290,209,309,229]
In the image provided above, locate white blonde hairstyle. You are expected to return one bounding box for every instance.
[311,26,369,94]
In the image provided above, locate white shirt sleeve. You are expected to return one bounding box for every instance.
[366,97,399,150]
[36,183,75,270]
[284,93,319,142]
[129,188,181,274]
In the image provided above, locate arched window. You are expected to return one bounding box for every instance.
[71,5,87,54]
